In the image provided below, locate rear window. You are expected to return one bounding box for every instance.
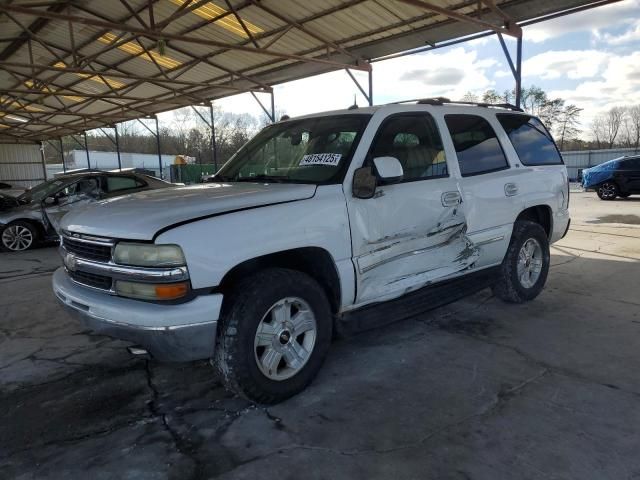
[444,114,509,177]
[497,114,563,166]
[107,176,144,192]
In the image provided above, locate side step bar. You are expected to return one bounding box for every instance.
[337,267,500,336]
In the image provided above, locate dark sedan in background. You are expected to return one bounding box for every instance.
[582,155,640,200]
[0,171,175,252]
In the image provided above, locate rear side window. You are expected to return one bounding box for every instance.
[370,113,448,181]
[444,115,508,176]
[620,158,640,169]
[497,114,563,166]
[106,176,144,192]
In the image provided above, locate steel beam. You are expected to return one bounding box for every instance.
[209,102,217,171]
[154,116,162,179]
[83,131,90,169]
[114,124,122,171]
[59,137,66,173]
[0,5,372,72]
[345,68,372,106]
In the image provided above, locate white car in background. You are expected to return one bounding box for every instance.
[53,99,570,403]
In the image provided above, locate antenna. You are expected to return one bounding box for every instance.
[348,94,358,110]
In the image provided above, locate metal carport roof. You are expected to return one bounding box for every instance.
[0,0,620,142]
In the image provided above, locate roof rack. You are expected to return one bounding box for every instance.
[390,97,523,112]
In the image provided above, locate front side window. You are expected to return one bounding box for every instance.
[216,115,370,184]
[445,114,509,177]
[370,114,448,181]
[497,114,563,166]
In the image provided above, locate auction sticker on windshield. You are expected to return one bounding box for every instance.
[299,153,342,166]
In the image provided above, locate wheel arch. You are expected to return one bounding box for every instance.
[515,205,552,238]
[217,247,342,315]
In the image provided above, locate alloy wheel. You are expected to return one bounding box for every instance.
[1,225,34,251]
[598,182,617,200]
[254,297,317,381]
[517,238,543,289]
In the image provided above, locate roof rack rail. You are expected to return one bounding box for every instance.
[390,97,523,112]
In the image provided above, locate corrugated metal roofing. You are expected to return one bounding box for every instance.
[0,0,614,142]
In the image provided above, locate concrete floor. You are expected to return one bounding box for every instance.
[1,192,639,479]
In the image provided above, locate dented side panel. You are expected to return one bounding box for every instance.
[348,177,479,305]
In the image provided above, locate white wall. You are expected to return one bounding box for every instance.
[0,143,45,188]
[68,150,182,177]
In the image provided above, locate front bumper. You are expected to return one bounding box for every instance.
[52,267,222,362]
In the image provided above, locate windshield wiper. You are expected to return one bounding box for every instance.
[234,175,290,183]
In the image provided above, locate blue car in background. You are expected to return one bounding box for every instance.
[582,155,640,200]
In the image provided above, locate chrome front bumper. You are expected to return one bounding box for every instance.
[52,267,222,362]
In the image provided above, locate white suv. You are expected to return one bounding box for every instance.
[53,100,570,403]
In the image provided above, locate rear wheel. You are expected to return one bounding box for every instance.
[597,182,618,200]
[492,220,550,304]
[214,268,332,404]
[0,221,38,252]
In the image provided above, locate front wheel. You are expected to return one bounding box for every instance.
[492,221,550,304]
[214,268,332,404]
[597,182,618,200]
[0,221,38,252]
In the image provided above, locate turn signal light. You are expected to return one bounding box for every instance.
[115,281,189,301]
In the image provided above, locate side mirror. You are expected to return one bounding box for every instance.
[43,196,57,206]
[373,156,403,184]
[352,166,377,199]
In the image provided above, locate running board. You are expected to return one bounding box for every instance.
[337,267,500,336]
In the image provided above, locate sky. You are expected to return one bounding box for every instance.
[161,0,640,138]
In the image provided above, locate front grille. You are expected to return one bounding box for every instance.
[69,270,113,291]
[63,237,112,262]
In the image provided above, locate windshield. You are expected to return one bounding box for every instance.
[216,114,370,184]
[18,178,69,203]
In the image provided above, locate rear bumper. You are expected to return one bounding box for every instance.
[52,267,222,362]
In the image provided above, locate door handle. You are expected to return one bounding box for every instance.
[504,183,518,196]
[441,191,462,207]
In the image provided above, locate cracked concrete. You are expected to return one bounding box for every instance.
[1,192,640,479]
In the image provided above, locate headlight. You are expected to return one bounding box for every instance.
[115,281,189,301]
[113,243,186,267]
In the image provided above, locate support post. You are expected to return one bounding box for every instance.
[497,32,523,109]
[154,115,162,179]
[59,137,66,173]
[83,131,90,169]
[40,141,47,181]
[515,35,523,109]
[114,124,122,171]
[209,102,217,171]
[368,66,373,106]
[270,91,275,123]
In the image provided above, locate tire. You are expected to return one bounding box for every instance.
[0,220,38,252]
[597,181,618,200]
[492,220,550,304]
[214,268,333,404]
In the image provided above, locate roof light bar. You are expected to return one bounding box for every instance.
[98,33,181,70]
[53,62,126,90]
[169,0,262,38]
[24,79,84,103]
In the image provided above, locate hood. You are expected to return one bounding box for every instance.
[61,182,317,240]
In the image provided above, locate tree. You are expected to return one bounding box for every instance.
[556,105,582,150]
[590,115,608,149]
[624,105,640,152]
[481,89,502,104]
[604,107,625,148]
